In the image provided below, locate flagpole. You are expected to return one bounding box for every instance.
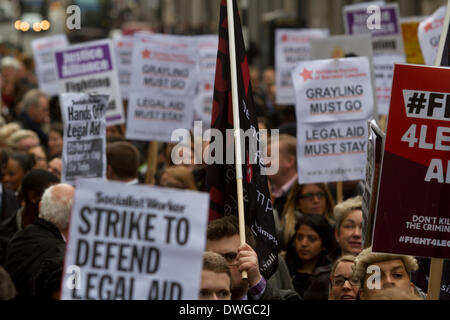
[226,0,247,280]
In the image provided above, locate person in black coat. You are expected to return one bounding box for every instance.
[0,149,18,225]
[4,184,74,298]
[0,169,59,265]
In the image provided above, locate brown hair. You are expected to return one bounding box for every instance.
[203,251,231,279]
[207,216,256,249]
[161,166,198,191]
[106,141,140,180]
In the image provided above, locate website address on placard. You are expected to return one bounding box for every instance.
[399,236,450,247]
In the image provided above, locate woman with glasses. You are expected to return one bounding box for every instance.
[279,183,335,250]
[284,214,336,300]
[328,255,360,300]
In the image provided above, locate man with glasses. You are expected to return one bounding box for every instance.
[205,216,300,300]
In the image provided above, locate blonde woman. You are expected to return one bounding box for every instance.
[279,183,335,251]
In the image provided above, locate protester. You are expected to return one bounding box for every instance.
[158,166,198,190]
[332,196,363,260]
[279,183,335,250]
[4,184,74,298]
[352,247,421,300]
[328,255,360,300]
[0,123,20,148]
[106,141,141,184]
[2,153,34,193]
[6,129,40,153]
[1,56,22,120]
[199,251,232,300]
[16,89,50,147]
[267,134,298,217]
[47,123,63,159]
[206,216,300,300]
[47,157,62,180]
[0,149,18,224]
[0,169,59,265]
[28,145,48,170]
[284,214,335,300]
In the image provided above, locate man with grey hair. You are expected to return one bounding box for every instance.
[4,184,74,298]
[17,89,50,147]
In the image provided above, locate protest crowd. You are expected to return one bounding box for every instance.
[0,0,449,302]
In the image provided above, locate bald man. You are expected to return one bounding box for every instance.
[5,184,75,298]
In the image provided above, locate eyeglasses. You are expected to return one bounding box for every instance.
[299,192,326,200]
[330,276,360,287]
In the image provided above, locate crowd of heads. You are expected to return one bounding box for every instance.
[0,45,428,301]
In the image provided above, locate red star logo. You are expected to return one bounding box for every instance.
[424,22,433,32]
[142,49,151,59]
[118,41,124,48]
[281,34,288,42]
[300,68,313,81]
[204,83,212,90]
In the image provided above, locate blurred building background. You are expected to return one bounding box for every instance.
[0,0,448,67]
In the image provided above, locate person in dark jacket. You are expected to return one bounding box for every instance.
[4,183,74,298]
[284,214,335,300]
[0,149,18,225]
[0,169,59,265]
[206,216,301,300]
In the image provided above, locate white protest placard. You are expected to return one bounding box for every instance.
[31,34,69,96]
[291,56,374,123]
[275,28,329,105]
[373,53,406,115]
[113,35,134,100]
[60,93,107,184]
[297,120,368,184]
[343,2,404,56]
[54,39,125,126]
[194,35,218,128]
[418,6,447,66]
[126,37,198,142]
[61,180,209,300]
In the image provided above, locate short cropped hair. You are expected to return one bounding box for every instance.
[352,247,419,282]
[203,251,231,279]
[334,196,362,231]
[270,134,297,158]
[207,216,256,249]
[38,184,73,232]
[106,141,140,180]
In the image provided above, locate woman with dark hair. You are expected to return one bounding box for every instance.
[47,123,63,159]
[2,153,34,193]
[284,213,335,300]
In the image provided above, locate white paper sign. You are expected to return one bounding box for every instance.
[54,39,125,126]
[31,34,69,96]
[60,93,107,184]
[297,120,368,184]
[113,36,134,100]
[373,53,406,115]
[418,6,446,66]
[275,28,329,105]
[61,180,209,300]
[126,37,198,142]
[292,57,374,123]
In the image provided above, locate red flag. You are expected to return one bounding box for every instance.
[206,0,278,278]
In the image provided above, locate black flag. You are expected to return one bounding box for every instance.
[206,0,278,279]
